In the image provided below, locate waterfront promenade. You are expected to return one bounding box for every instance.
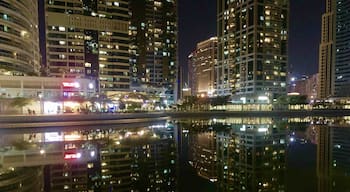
[1,109,350,129]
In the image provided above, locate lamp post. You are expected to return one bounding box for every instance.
[38,93,43,114]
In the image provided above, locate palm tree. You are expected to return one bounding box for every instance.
[10,97,33,114]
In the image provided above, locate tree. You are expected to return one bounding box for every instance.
[183,96,198,110]
[288,95,308,105]
[10,97,32,108]
[10,97,33,114]
[210,96,230,106]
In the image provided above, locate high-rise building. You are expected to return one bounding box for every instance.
[187,52,196,96]
[0,0,40,76]
[130,0,178,103]
[288,74,318,100]
[318,0,350,98]
[318,0,336,98]
[45,0,130,92]
[217,0,288,102]
[190,37,217,97]
[334,0,350,96]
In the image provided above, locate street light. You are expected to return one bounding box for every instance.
[38,92,43,114]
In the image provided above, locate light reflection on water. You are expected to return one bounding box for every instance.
[0,116,350,192]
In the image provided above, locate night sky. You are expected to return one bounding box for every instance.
[178,0,325,77]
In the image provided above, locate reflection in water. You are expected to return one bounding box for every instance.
[184,118,287,191]
[218,121,287,192]
[189,131,217,182]
[0,123,177,192]
[0,167,43,192]
[1,117,350,191]
[315,118,350,192]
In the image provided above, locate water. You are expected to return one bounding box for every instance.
[0,116,349,192]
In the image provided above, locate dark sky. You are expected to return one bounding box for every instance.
[178,0,325,77]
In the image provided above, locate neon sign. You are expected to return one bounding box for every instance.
[62,82,80,88]
[64,152,82,160]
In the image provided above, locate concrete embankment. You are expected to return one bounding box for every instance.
[1,109,350,129]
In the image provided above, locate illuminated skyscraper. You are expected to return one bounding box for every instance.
[130,0,178,103]
[318,0,350,98]
[190,37,217,97]
[217,0,288,102]
[334,0,350,96]
[318,0,336,98]
[187,52,196,96]
[45,0,130,92]
[0,0,40,75]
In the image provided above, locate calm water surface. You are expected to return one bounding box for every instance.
[0,116,349,192]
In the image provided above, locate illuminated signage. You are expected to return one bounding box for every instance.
[64,152,82,160]
[45,132,63,142]
[64,134,82,141]
[62,82,80,88]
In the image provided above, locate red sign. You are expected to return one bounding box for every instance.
[64,152,82,160]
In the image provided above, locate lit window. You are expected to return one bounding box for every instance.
[59,26,66,32]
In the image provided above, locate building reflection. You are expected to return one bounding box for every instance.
[0,122,177,192]
[185,118,287,191]
[189,131,217,182]
[315,118,350,192]
[100,128,177,192]
[217,119,287,192]
[0,167,43,192]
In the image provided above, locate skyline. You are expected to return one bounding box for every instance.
[1,1,350,190]
[179,0,325,77]
[39,0,325,78]
[0,0,334,103]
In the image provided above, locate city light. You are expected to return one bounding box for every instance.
[62,82,80,88]
[258,96,269,101]
[64,152,82,160]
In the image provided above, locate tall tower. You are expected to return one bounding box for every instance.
[318,0,350,98]
[191,37,217,97]
[45,0,130,92]
[130,0,178,103]
[318,0,336,99]
[0,0,40,76]
[217,0,288,102]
